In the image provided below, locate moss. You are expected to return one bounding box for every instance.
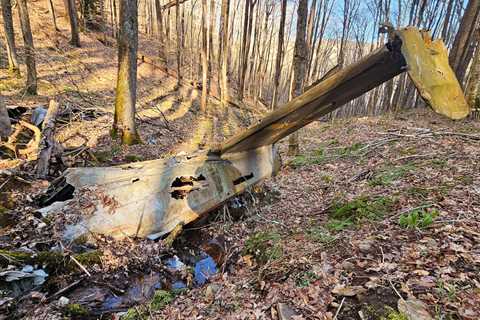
[74,251,102,266]
[244,231,282,264]
[125,154,144,162]
[92,150,112,162]
[65,303,89,317]
[380,307,408,320]
[150,290,174,311]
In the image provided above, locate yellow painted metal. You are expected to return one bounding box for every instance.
[398,27,470,120]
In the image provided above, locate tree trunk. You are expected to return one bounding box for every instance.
[288,0,308,156]
[271,0,286,110]
[154,0,166,64]
[17,0,37,95]
[113,0,140,145]
[207,0,215,94]
[1,0,20,75]
[175,0,182,86]
[219,0,230,108]
[66,0,81,47]
[466,31,480,108]
[449,0,480,79]
[200,0,208,113]
[0,98,11,137]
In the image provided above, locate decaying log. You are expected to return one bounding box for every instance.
[36,100,62,178]
[41,27,469,241]
[16,120,41,160]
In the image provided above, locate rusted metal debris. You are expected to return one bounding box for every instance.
[41,27,469,240]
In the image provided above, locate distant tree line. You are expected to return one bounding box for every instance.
[0,0,479,146]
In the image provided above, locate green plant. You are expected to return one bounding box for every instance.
[399,208,438,229]
[436,280,458,301]
[369,164,415,187]
[406,186,430,199]
[326,196,395,232]
[244,231,282,263]
[306,227,335,244]
[295,270,321,287]
[122,308,146,320]
[150,290,174,311]
[335,142,363,157]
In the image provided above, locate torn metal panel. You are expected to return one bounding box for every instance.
[220,27,469,155]
[48,146,277,240]
[220,42,407,154]
[398,28,470,120]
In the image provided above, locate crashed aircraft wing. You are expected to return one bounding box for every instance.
[41,27,470,240]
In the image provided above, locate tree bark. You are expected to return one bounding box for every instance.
[1,0,20,75]
[154,0,166,64]
[219,0,230,108]
[66,0,81,47]
[17,0,37,95]
[200,0,208,113]
[175,0,183,86]
[207,0,215,94]
[271,0,286,110]
[36,100,61,178]
[449,0,480,79]
[113,0,140,145]
[0,98,11,137]
[288,0,308,156]
[47,0,59,31]
[466,30,480,108]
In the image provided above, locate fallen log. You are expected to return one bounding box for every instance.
[40,27,469,241]
[36,100,62,178]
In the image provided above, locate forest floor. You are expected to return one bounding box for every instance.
[1,2,480,320]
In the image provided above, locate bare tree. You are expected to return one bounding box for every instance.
[1,0,20,75]
[449,0,480,81]
[113,0,140,145]
[200,0,208,113]
[47,0,59,31]
[175,0,183,86]
[219,0,230,107]
[288,0,308,156]
[208,0,215,94]
[17,0,37,95]
[154,0,166,65]
[66,0,81,47]
[466,28,480,108]
[271,0,286,109]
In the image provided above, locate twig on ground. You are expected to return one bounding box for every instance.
[333,297,346,320]
[46,278,84,301]
[70,255,92,277]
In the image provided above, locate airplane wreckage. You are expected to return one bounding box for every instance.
[40,27,470,241]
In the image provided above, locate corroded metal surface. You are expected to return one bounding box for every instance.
[50,146,277,239]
